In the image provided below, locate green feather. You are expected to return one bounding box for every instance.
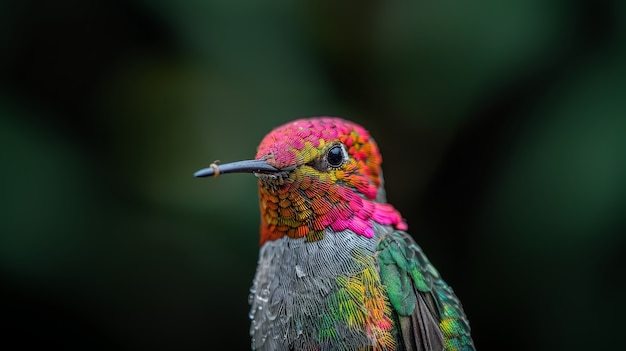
[376,230,475,351]
[377,244,416,315]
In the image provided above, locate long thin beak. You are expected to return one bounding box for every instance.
[194,159,280,178]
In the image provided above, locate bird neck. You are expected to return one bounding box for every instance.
[257,179,407,246]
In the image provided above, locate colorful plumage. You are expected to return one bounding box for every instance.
[195,117,475,351]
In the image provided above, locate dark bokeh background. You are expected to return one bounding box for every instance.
[2,1,625,350]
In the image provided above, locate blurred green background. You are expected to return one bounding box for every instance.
[1,0,625,350]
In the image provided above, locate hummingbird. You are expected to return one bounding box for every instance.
[195,117,475,351]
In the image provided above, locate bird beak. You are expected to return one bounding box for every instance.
[194,159,281,178]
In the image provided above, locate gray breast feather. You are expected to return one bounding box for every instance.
[248,229,382,351]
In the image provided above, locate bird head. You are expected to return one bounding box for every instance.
[195,117,407,245]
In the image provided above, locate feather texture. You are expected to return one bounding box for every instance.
[377,229,475,351]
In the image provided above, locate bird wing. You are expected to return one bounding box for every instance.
[376,230,475,351]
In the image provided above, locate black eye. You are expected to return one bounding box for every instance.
[327,145,344,167]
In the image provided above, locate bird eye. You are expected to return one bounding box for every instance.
[326,145,344,168]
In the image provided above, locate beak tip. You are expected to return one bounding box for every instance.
[194,168,215,177]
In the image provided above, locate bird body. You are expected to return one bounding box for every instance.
[195,117,475,351]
